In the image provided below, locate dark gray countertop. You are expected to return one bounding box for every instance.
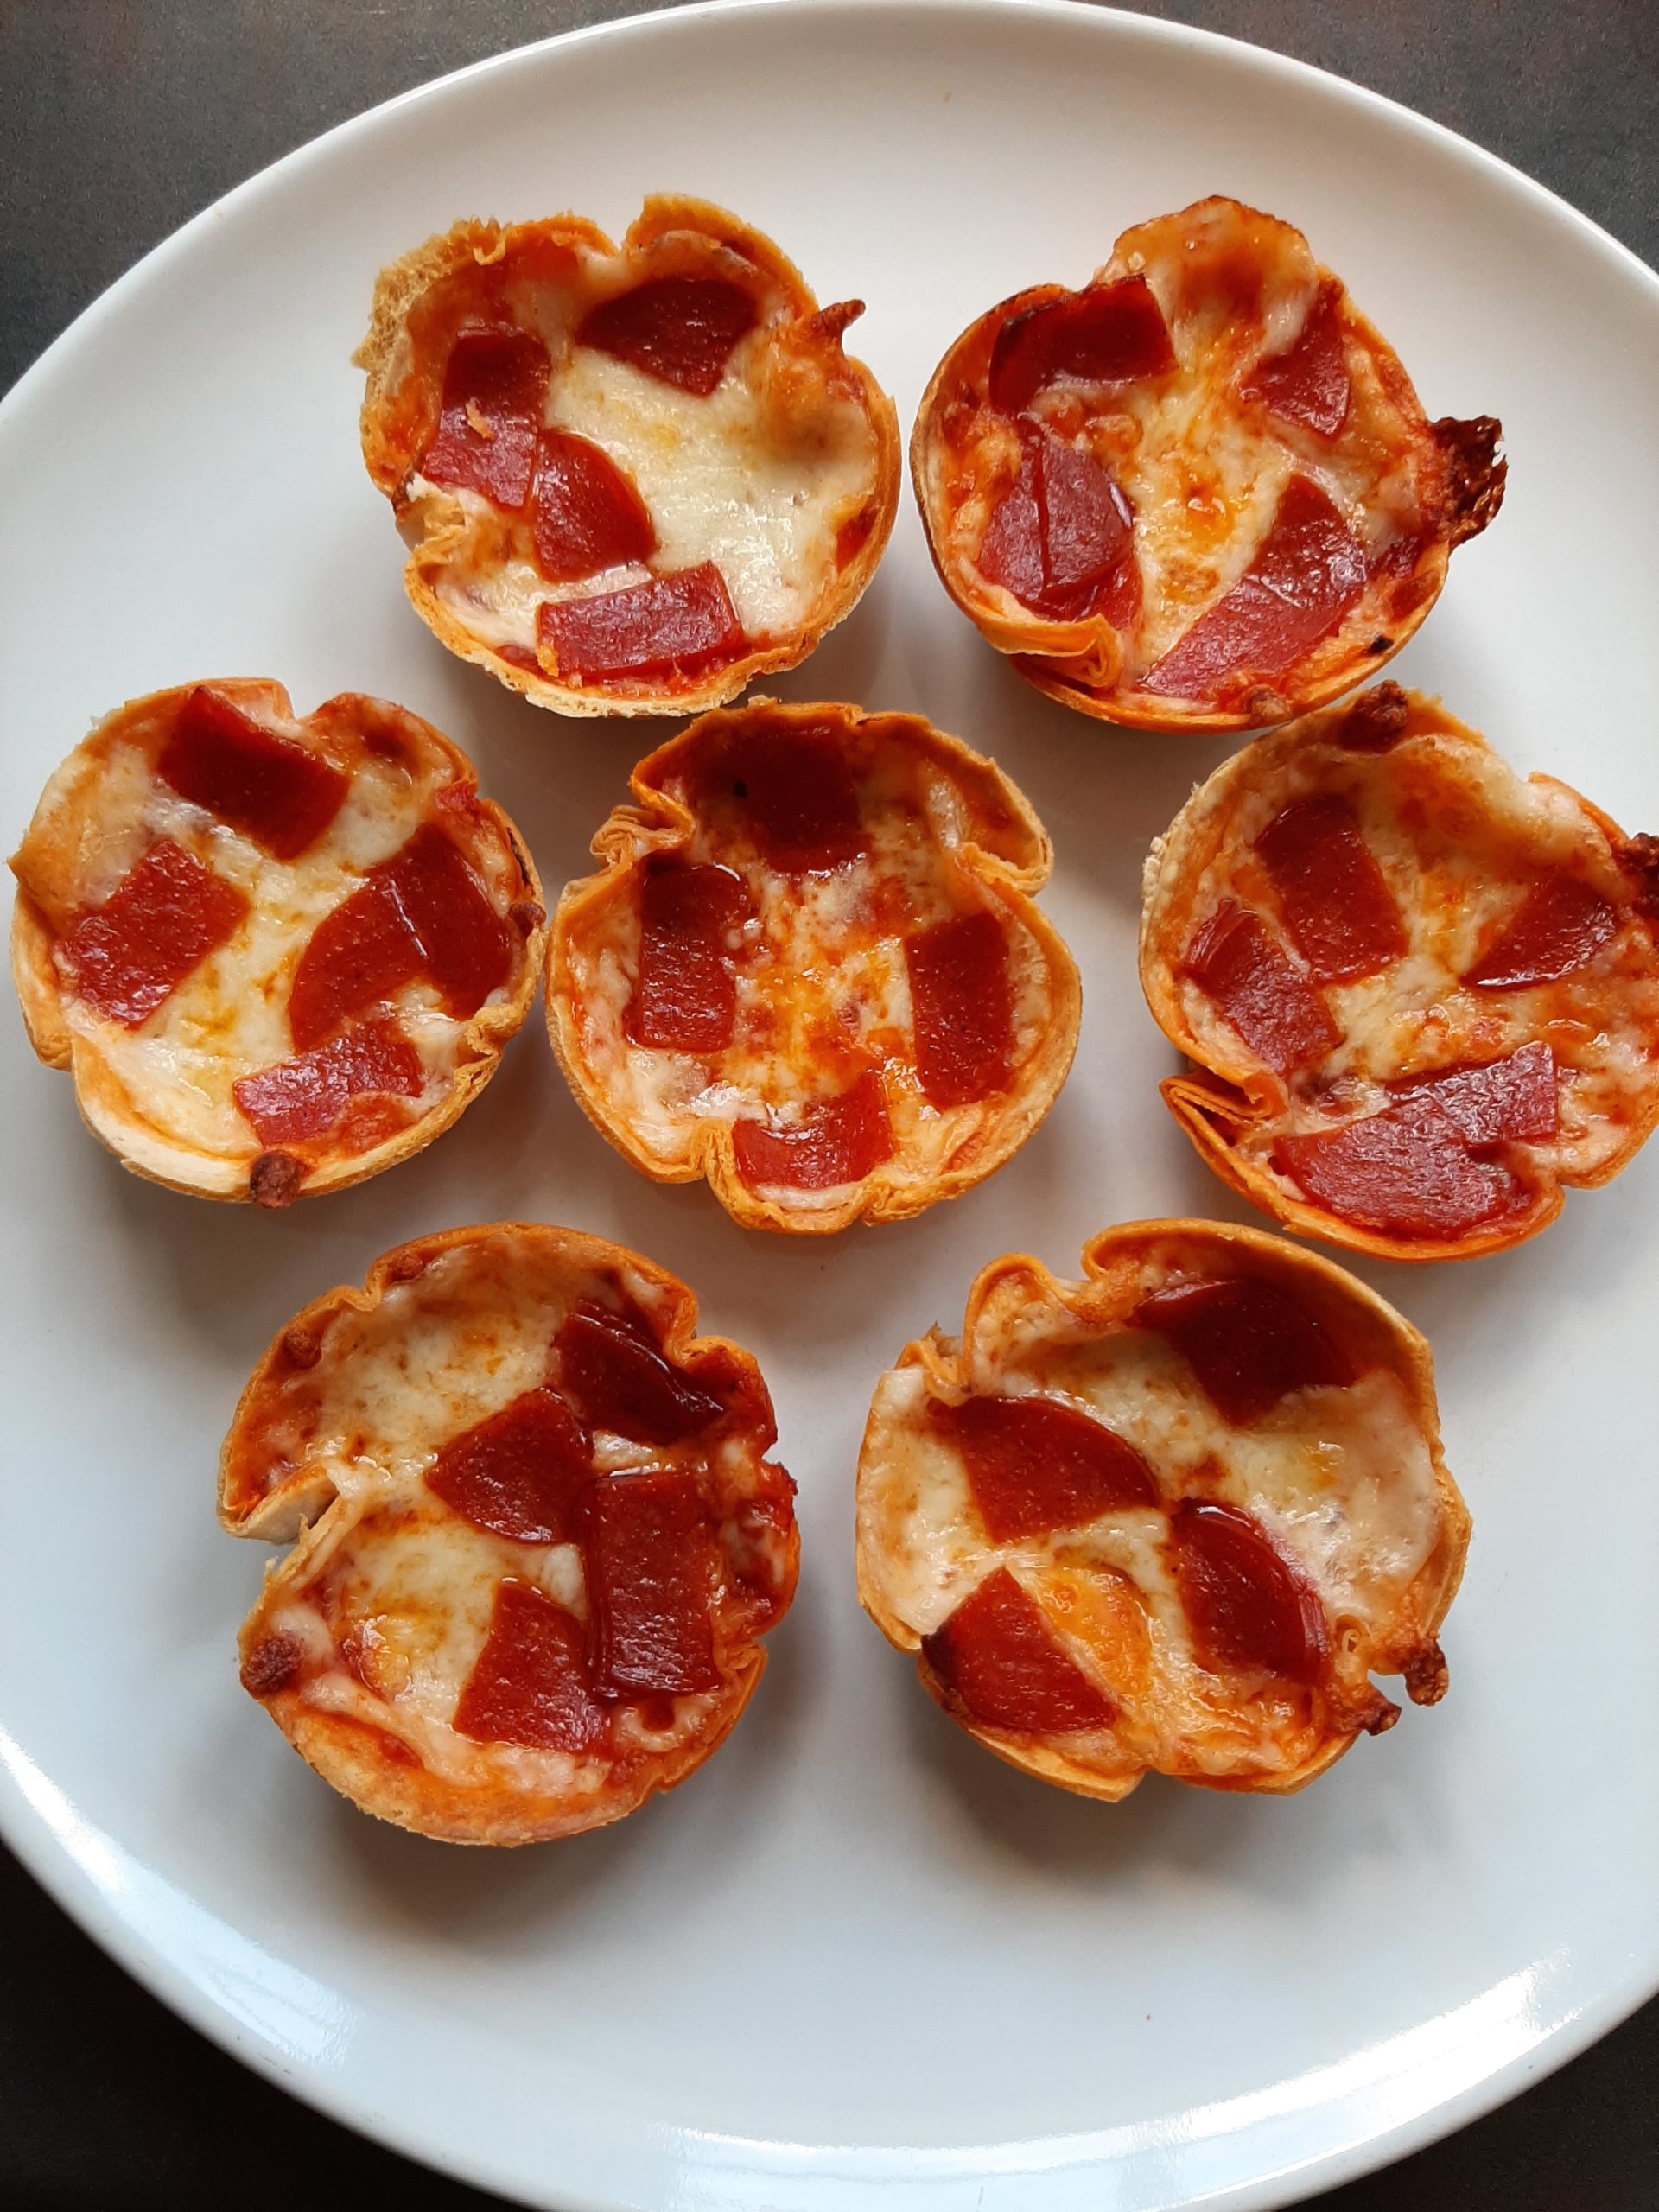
[1,4,1655,2208]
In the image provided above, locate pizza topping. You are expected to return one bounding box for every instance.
[1185,899,1340,1073]
[1337,681,1412,751]
[987,276,1175,416]
[1169,1499,1330,1683]
[1464,874,1621,988]
[717,721,866,873]
[1236,279,1351,438]
[1134,1275,1352,1425]
[288,823,513,1051]
[1141,476,1369,699]
[156,687,348,860]
[452,1579,609,1751]
[556,1300,727,1445]
[1255,793,1408,982]
[630,860,748,1052]
[583,1470,721,1694]
[232,1017,424,1145]
[1274,1097,1530,1237]
[60,839,248,1027]
[1388,1041,1559,1145]
[922,1567,1116,1732]
[530,429,656,582]
[537,563,748,682]
[240,1631,304,1699]
[425,1388,594,1544]
[423,327,550,510]
[732,1070,894,1192]
[575,276,759,397]
[933,1393,1159,1541]
[976,422,1141,629]
[906,908,1014,1108]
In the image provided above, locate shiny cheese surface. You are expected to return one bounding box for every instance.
[229,1230,796,1839]
[13,687,529,1164]
[550,705,1080,1228]
[856,1229,1465,1793]
[915,198,1495,726]
[1144,691,1659,1220]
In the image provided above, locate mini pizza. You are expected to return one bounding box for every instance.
[224,1224,797,1845]
[10,681,543,1206]
[356,195,899,716]
[856,1220,1467,1800]
[547,698,1082,1233]
[911,196,1504,733]
[1141,684,1659,1261]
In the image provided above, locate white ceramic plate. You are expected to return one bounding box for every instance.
[3,3,1656,2207]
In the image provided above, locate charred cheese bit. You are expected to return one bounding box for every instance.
[912,195,1505,732]
[225,1225,798,1845]
[9,682,541,1203]
[547,700,1082,1233]
[1141,686,1659,1260]
[855,1222,1469,1800]
[357,198,900,716]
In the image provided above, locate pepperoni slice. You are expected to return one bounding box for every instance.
[1236,280,1351,438]
[288,823,512,1052]
[1464,874,1620,988]
[1388,1040,1559,1144]
[1274,1097,1529,1238]
[1134,1276,1352,1426]
[583,1469,720,1695]
[922,1567,1116,1733]
[1142,477,1369,700]
[452,1580,609,1751]
[576,277,759,397]
[713,721,866,873]
[378,823,516,1019]
[933,1394,1158,1542]
[423,327,550,511]
[629,860,747,1052]
[156,688,348,861]
[1170,1499,1330,1683]
[1185,900,1339,1074]
[906,908,1014,1109]
[60,839,248,1027]
[556,1300,727,1446]
[977,423,1141,629]
[530,430,656,583]
[232,1016,423,1145]
[425,1388,593,1545]
[537,563,748,683]
[731,1071,894,1192]
[1255,793,1408,982]
[988,276,1176,416]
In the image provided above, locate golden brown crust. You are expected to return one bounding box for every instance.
[8,681,543,1205]
[544,698,1082,1234]
[226,1224,798,1845]
[855,1219,1469,1801]
[1139,686,1659,1262]
[911,195,1503,734]
[356,196,900,717]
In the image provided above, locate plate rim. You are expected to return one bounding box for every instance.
[2,3,1655,2208]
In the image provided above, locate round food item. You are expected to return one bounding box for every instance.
[356,195,899,716]
[547,698,1082,1233]
[225,1224,797,1845]
[855,1219,1467,1801]
[1140,684,1659,1261]
[911,196,1504,733]
[10,682,543,1206]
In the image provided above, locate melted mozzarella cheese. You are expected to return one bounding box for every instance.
[52,717,519,1156]
[416,318,878,652]
[1163,731,1659,1186]
[569,766,1059,1192]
